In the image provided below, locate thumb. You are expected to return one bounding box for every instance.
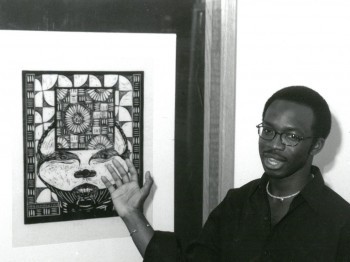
[140,171,153,198]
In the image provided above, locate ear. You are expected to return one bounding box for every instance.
[39,128,55,156]
[309,138,325,156]
[114,123,128,155]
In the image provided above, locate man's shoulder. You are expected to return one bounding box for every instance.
[317,185,350,224]
[212,178,262,215]
[321,186,350,213]
[224,178,261,201]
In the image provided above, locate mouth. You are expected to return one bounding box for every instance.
[39,179,112,208]
[73,184,99,197]
[71,184,99,207]
[262,153,286,170]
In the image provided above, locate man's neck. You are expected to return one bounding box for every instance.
[268,165,314,196]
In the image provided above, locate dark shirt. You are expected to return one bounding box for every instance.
[144,166,350,261]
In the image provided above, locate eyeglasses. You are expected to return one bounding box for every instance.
[256,123,313,147]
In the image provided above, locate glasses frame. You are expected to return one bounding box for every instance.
[256,123,314,147]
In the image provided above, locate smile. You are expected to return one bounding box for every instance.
[263,155,286,170]
[263,152,286,161]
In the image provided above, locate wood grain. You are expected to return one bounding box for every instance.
[203,0,237,223]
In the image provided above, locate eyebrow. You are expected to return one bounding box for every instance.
[262,121,305,134]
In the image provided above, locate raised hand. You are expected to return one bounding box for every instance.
[101,157,153,218]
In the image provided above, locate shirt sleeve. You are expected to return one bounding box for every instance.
[144,226,221,262]
[336,219,350,261]
[144,191,233,262]
[144,231,184,262]
[184,194,228,261]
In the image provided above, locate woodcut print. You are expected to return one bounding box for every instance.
[23,71,143,224]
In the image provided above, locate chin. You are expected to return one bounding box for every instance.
[264,170,289,179]
[263,164,308,181]
[261,163,291,179]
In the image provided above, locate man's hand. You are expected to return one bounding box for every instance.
[102,157,155,257]
[101,158,153,218]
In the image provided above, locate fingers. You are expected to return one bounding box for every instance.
[125,158,138,182]
[112,158,130,184]
[101,176,116,194]
[104,157,152,194]
[106,164,123,187]
[140,171,154,198]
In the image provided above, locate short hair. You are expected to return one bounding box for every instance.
[262,86,332,139]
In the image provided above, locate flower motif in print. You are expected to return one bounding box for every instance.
[87,89,112,102]
[65,104,91,134]
[57,137,69,149]
[88,135,113,150]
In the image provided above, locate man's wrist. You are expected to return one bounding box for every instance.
[121,208,143,220]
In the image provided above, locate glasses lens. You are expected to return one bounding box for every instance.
[281,134,299,146]
[258,126,275,140]
[257,124,301,146]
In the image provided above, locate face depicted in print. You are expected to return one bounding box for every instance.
[37,123,129,215]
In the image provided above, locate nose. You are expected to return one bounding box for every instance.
[74,169,97,178]
[269,133,286,150]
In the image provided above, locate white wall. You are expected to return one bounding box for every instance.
[0,31,176,262]
[235,0,350,203]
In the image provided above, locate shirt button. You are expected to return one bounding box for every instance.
[264,250,270,256]
[264,216,269,221]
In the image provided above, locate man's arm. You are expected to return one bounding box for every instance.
[336,219,350,260]
[102,157,223,261]
[101,158,154,256]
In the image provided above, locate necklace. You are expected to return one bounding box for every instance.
[266,181,300,202]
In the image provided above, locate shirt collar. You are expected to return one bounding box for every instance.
[253,166,325,212]
[298,165,325,212]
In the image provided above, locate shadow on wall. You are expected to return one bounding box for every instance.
[314,114,342,183]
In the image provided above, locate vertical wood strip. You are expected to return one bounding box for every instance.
[203,0,221,223]
[219,0,237,201]
[203,0,237,223]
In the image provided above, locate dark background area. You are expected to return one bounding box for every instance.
[0,0,205,247]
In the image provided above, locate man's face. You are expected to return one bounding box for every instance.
[259,99,315,179]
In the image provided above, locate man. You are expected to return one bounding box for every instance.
[102,86,350,261]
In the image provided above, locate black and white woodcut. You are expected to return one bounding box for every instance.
[23,71,143,224]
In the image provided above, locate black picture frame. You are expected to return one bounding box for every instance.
[1,0,204,246]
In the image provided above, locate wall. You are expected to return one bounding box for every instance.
[235,0,350,203]
[0,0,205,248]
[0,31,175,262]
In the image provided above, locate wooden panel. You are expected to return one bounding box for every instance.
[219,0,237,200]
[203,0,237,223]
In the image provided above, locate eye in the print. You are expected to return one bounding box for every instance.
[57,151,79,161]
[89,148,118,163]
[41,151,80,165]
[50,159,76,164]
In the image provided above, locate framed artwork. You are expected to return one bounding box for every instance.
[4,30,175,248]
[23,71,143,224]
